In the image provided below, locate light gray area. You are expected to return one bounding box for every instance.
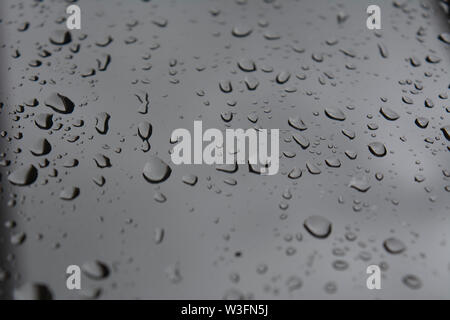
[0,0,449,299]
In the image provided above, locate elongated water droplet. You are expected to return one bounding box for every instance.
[293,134,310,149]
[304,216,332,239]
[325,157,341,168]
[8,165,38,186]
[95,112,110,134]
[288,117,307,131]
[324,107,345,121]
[306,162,321,174]
[138,121,152,140]
[380,107,399,121]
[219,80,232,93]
[35,113,53,129]
[237,59,256,72]
[276,71,291,84]
[383,237,406,254]
[288,167,302,179]
[45,93,75,114]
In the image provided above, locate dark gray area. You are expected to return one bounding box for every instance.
[0,0,449,299]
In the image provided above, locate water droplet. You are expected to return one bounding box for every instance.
[304,215,332,238]
[377,42,389,58]
[402,96,413,105]
[440,125,449,141]
[332,260,349,271]
[349,175,371,192]
[182,174,198,186]
[276,71,291,84]
[154,228,165,244]
[49,30,71,45]
[82,261,109,280]
[45,93,75,114]
[34,113,53,130]
[438,32,450,45]
[216,163,238,173]
[59,186,80,200]
[219,80,232,93]
[288,116,307,131]
[11,232,26,245]
[402,275,422,290]
[306,162,321,174]
[95,112,110,134]
[368,142,387,157]
[424,98,434,108]
[325,157,341,168]
[383,237,406,254]
[8,165,38,186]
[288,167,302,179]
[237,59,256,72]
[30,138,51,156]
[14,283,52,300]
[293,134,310,149]
[342,128,355,139]
[93,154,112,168]
[380,107,399,121]
[143,156,172,183]
[138,121,152,140]
[415,117,429,128]
[154,192,167,203]
[324,108,346,121]
[231,25,252,37]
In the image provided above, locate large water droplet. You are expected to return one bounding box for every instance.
[402,275,422,290]
[441,125,449,141]
[8,165,38,186]
[349,175,371,192]
[30,138,51,156]
[231,25,253,37]
[95,112,110,134]
[143,156,171,183]
[45,93,75,114]
[324,108,346,121]
[379,107,399,121]
[368,142,387,157]
[13,283,52,300]
[35,113,53,129]
[293,134,310,149]
[383,237,406,254]
[304,215,332,239]
[82,261,109,280]
[93,154,111,168]
[138,121,152,140]
[49,30,72,45]
[288,116,307,131]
